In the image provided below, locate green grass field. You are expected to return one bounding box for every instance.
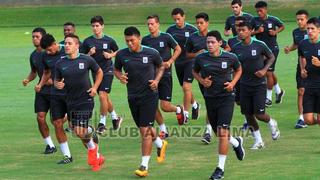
[1,2,320,180]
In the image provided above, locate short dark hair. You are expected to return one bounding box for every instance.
[307,17,320,28]
[147,14,160,23]
[124,26,140,36]
[40,34,56,49]
[32,27,46,36]
[195,12,209,22]
[235,16,247,22]
[207,30,222,42]
[238,21,253,30]
[63,22,75,27]
[64,34,80,44]
[171,8,184,16]
[91,15,104,25]
[255,1,267,8]
[296,9,309,17]
[231,0,242,6]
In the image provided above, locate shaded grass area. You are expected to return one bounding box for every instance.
[0,2,319,27]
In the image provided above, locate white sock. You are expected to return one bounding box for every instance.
[299,114,304,121]
[110,110,117,120]
[184,111,189,118]
[268,118,277,132]
[141,156,150,169]
[153,137,163,148]
[192,101,198,109]
[44,136,55,148]
[60,142,71,158]
[176,106,181,113]
[253,130,263,143]
[100,115,106,125]
[159,124,167,133]
[243,117,247,123]
[268,118,275,126]
[218,154,227,171]
[267,89,272,100]
[86,139,96,150]
[274,83,281,94]
[205,124,212,136]
[229,136,239,148]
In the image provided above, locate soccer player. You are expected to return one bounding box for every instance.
[227,16,250,131]
[166,8,199,122]
[141,14,183,138]
[227,16,247,50]
[59,22,84,53]
[224,0,253,37]
[55,34,105,171]
[252,1,285,107]
[284,10,309,129]
[185,12,229,144]
[83,15,122,134]
[35,34,72,163]
[22,27,56,154]
[114,26,168,177]
[298,17,320,126]
[232,22,280,149]
[193,30,244,180]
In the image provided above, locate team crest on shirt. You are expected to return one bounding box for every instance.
[268,23,273,29]
[318,49,320,56]
[103,43,108,49]
[221,62,227,69]
[79,63,84,69]
[304,34,308,39]
[143,57,148,63]
[252,50,257,56]
[159,41,164,48]
[185,32,190,37]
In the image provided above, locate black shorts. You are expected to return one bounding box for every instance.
[34,93,50,113]
[128,94,158,127]
[175,60,194,86]
[303,88,320,114]
[158,76,173,101]
[296,64,305,89]
[98,74,113,93]
[68,100,94,128]
[240,84,266,115]
[50,95,68,120]
[267,48,279,72]
[205,95,235,131]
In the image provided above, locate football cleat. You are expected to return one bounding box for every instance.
[159,131,169,140]
[112,116,123,131]
[250,141,265,150]
[176,105,185,125]
[209,167,224,180]
[201,133,211,144]
[87,144,98,165]
[91,154,105,172]
[275,89,285,104]
[157,140,168,163]
[265,98,272,108]
[96,123,106,135]
[192,102,200,120]
[135,166,148,177]
[233,137,245,161]
[57,156,73,164]
[295,119,307,129]
[44,145,57,154]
